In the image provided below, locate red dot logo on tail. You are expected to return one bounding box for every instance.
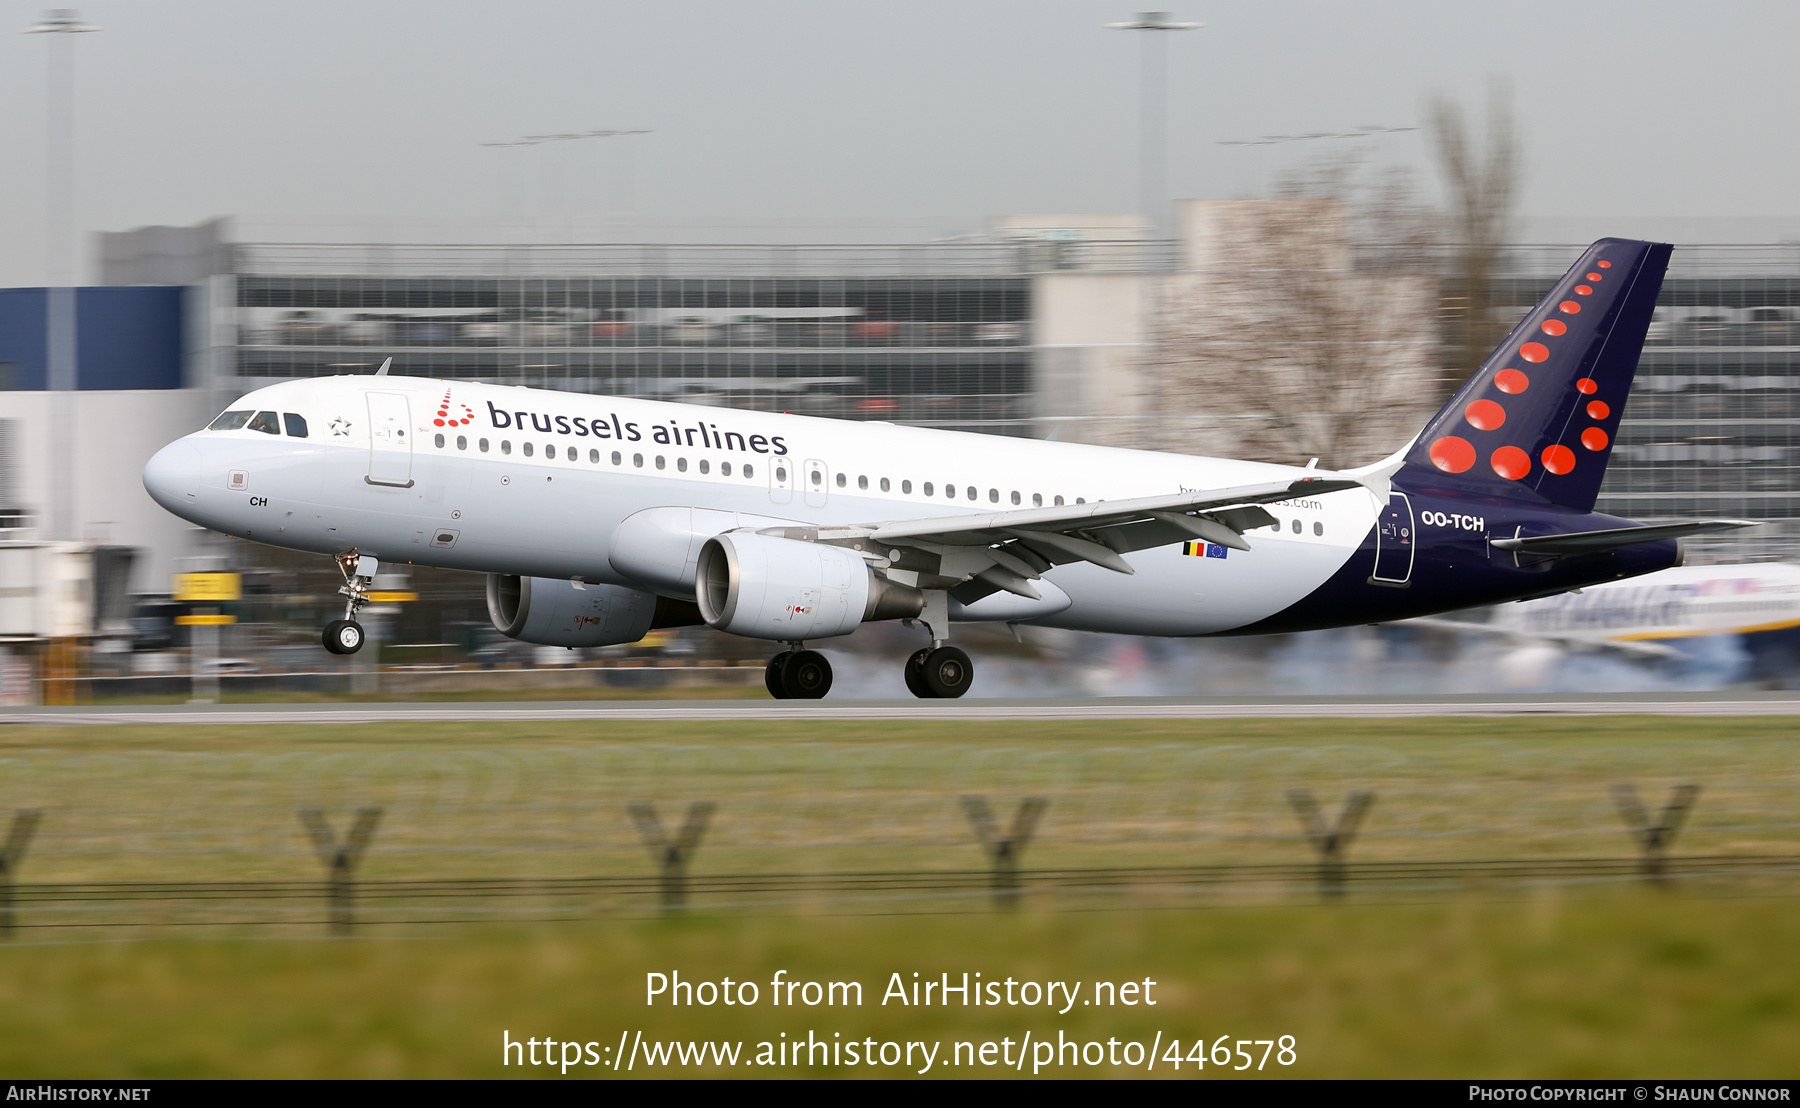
[1541,445,1576,475]
[1576,378,1598,395]
[1464,399,1506,431]
[1520,342,1549,363]
[1581,427,1609,451]
[1495,368,1529,394]
[1587,400,1609,419]
[1540,320,1567,336]
[1429,436,1475,474]
[1490,446,1530,480]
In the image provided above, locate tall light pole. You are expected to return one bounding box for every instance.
[25,8,98,542]
[480,129,651,236]
[1107,12,1199,249]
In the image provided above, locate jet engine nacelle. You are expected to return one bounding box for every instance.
[485,574,657,647]
[695,532,924,640]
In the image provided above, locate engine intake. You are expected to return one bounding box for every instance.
[695,532,923,640]
[486,574,658,647]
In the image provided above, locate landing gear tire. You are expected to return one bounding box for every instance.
[322,619,365,655]
[780,649,833,699]
[920,646,973,699]
[904,648,931,698]
[764,650,793,698]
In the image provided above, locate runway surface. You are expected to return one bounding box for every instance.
[7,692,1800,726]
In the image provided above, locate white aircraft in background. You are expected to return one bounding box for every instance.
[141,239,1750,698]
[1410,562,1800,680]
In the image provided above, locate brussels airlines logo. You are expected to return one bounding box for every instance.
[485,400,789,456]
[434,389,476,429]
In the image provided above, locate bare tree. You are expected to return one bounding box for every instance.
[1427,79,1522,394]
[1147,163,1442,469]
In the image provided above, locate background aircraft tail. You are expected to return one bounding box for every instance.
[1400,238,1672,511]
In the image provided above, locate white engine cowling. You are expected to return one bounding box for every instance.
[486,574,657,647]
[695,532,923,640]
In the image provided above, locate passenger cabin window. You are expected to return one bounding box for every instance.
[902,480,912,494]
[1032,494,1042,507]
[923,482,934,496]
[612,451,622,465]
[457,436,467,450]
[655,456,666,470]
[858,475,868,490]
[434,433,445,448]
[1054,496,1064,506]
[743,464,754,478]
[247,411,281,435]
[501,441,512,455]
[633,453,644,467]
[990,489,999,503]
[522,442,534,457]
[590,448,600,463]
[283,413,308,438]
[1313,522,1324,536]
[677,457,688,472]
[968,487,979,500]
[835,472,845,488]
[811,470,822,485]
[1011,491,1020,505]
[479,438,490,452]
[1291,519,1302,534]
[699,459,709,474]
[880,477,890,492]
[209,409,253,431]
[721,461,732,476]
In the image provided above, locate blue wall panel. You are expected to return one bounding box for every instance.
[0,286,184,390]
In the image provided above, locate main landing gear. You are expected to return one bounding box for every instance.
[322,550,377,656]
[764,646,833,699]
[905,645,973,699]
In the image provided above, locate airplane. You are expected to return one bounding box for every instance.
[142,238,1754,699]
[1407,561,1800,681]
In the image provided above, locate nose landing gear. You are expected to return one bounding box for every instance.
[322,550,377,655]
[764,645,833,699]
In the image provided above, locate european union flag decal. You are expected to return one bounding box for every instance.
[1181,542,1228,559]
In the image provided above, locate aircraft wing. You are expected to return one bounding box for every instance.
[794,475,1367,602]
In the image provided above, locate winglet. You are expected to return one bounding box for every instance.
[375,357,391,376]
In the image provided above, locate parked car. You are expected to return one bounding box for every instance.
[460,318,516,345]
[589,317,636,344]
[662,317,723,345]
[850,315,900,342]
[519,312,573,346]
[278,310,335,345]
[972,321,1027,344]
[339,315,389,345]
[725,317,776,345]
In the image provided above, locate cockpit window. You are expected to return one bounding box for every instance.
[208,410,253,431]
[283,413,308,438]
[247,411,281,435]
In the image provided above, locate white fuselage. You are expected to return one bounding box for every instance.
[1496,563,1800,643]
[144,376,1384,636]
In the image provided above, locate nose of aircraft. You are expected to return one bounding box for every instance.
[142,438,201,516]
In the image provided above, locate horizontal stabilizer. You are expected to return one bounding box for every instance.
[1490,519,1756,555]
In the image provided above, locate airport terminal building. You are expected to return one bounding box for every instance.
[7,209,1800,610]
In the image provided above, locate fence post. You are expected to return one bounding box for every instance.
[299,807,383,935]
[0,810,42,939]
[1287,789,1375,899]
[960,796,1048,910]
[628,802,715,912]
[1611,784,1700,884]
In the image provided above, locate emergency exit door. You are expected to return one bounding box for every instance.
[365,392,414,488]
[1370,492,1414,585]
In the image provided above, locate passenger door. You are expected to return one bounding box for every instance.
[1370,492,1414,586]
[366,392,414,488]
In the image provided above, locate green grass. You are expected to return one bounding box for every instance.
[1,716,1797,1077]
[1,894,1796,1078]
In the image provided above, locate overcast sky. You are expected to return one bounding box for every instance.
[2,0,1797,285]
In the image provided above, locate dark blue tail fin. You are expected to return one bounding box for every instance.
[1402,238,1671,511]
